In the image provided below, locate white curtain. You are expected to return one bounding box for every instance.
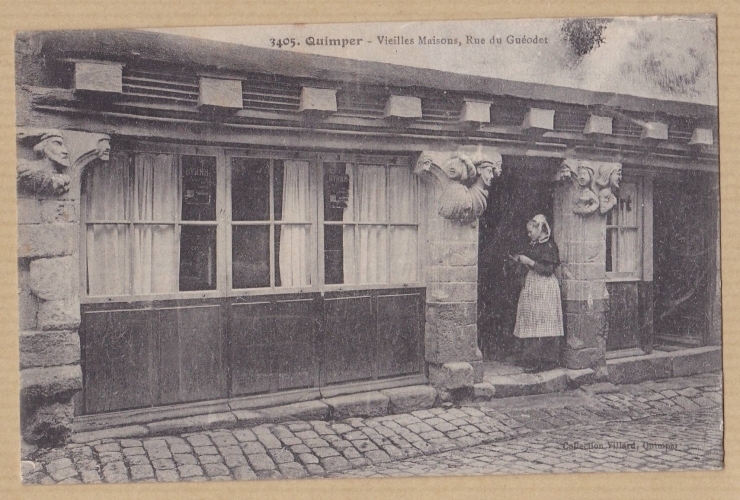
[132,154,180,294]
[279,160,311,287]
[343,164,389,284]
[85,153,131,296]
[616,182,638,273]
[389,167,418,283]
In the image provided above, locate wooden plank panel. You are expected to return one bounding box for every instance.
[229,302,273,396]
[606,282,640,350]
[376,293,423,378]
[273,298,319,391]
[82,309,155,414]
[323,295,375,385]
[158,305,227,405]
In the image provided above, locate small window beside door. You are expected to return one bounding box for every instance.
[606,180,642,280]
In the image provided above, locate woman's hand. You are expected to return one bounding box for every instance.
[509,254,535,267]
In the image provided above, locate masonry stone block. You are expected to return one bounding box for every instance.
[259,401,330,423]
[18,224,76,258]
[17,198,43,224]
[607,354,673,384]
[18,261,38,330]
[562,347,604,370]
[425,321,479,364]
[20,365,82,407]
[22,400,75,447]
[427,265,478,283]
[20,330,80,368]
[443,219,478,242]
[469,360,485,383]
[563,312,607,349]
[37,298,81,330]
[29,255,77,301]
[473,382,496,401]
[428,362,474,390]
[325,391,390,419]
[41,200,79,223]
[428,282,477,303]
[670,347,722,377]
[445,243,478,267]
[380,385,437,413]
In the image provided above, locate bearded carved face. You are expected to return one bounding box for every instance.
[599,188,618,213]
[39,136,71,169]
[415,154,434,174]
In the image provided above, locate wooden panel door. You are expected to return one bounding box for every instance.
[158,304,227,404]
[376,292,424,377]
[229,301,273,396]
[82,308,156,414]
[273,297,319,391]
[322,294,375,385]
[606,282,640,350]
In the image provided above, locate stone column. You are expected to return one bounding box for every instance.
[414,146,502,400]
[17,129,110,452]
[553,159,621,378]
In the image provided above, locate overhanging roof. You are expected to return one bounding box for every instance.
[20,29,717,121]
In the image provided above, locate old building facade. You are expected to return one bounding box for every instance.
[16,30,720,448]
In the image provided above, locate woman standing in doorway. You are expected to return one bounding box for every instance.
[508,214,564,370]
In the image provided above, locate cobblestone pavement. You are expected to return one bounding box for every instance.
[22,373,722,485]
[328,410,723,478]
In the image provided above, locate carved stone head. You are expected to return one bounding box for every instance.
[443,154,476,182]
[32,131,70,170]
[96,138,111,161]
[414,153,434,175]
[594,163,622,189]
[577,164,595,187]
[476,160,501,187]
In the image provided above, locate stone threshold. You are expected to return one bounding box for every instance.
[480,345,722,400]
[71,377,436,444]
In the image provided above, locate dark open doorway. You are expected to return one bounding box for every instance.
[477,156,558,361]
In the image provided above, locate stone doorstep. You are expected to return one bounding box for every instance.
[70,385,439,444]
[479,346,722,401]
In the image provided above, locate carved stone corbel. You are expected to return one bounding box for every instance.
[17,128,111,199]
[555,158,621,216]
[414,146,502,221]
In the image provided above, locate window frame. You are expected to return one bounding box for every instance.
[317,152,426,292]
[80,143,425,303]
[605,174,644,282]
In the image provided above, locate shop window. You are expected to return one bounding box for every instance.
[83,146,421,300]
[323,161,419,285]
[231,157,312,289]
[83,152,218,297]
[606,179,642,279]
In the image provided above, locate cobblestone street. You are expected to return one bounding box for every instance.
[22,373,723,485]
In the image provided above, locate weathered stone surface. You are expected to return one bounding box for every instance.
[427,282,477,303]
[259,400,329,423]
[428,362,474,390]
[21,364,82,404]
[487,369,568,398]
[563,311,607,350]
[470,360,485,383]
[71,425,149,444]
[671,347,722,378]
[381,385,437,414]
[562,347,604,370]
[580,382,620,396]
[20,330,80,368]
[607,353,673,385]
[29,256,77,301]
[146,413,236,435]
[232,409,268,426]
[473,382,496,401]
[325,391,390,419]
[36,299,80,330]
[425,320,479,364]
[565,368,595,388]
[18,260,38,331]
[17,224,76,258]
[23,401,74,447]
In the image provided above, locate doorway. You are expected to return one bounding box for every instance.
[477,156,557,362]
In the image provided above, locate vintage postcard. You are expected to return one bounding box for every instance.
[15,16,721,485]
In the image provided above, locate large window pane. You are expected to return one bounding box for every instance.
[232,225,270,288]
[276,224,311,287]
[181,155,217,221]
[391,226,418,283]
[389,167,418,224]
[179,225,217,291]
[232,158,270,221]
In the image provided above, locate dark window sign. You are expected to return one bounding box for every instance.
[326,172,350,209]
[182,155,217,221]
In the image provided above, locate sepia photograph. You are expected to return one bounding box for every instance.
[14,15,722,486]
